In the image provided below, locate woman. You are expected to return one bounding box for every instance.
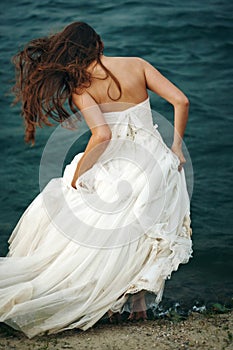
[0,22,193,338]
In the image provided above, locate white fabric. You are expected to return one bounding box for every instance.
[0,97,193,338]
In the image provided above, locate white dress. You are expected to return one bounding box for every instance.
[0,97,193,338]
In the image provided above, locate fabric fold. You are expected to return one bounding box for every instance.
[0,97,193,338]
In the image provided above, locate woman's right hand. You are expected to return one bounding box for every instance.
[171,143,186,172]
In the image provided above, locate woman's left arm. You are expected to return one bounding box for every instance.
[71,92,112,189]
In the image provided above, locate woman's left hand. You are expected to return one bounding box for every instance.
[171,143,186,171]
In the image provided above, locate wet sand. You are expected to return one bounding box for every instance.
[0,311,232,350]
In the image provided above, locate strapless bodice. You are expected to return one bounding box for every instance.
[102,97,155,132]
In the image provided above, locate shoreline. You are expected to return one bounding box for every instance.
[0,310,232,350]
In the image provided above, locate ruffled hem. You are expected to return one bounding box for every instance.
[109,213,193,314]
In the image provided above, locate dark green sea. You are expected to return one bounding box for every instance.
[0,0,232,312]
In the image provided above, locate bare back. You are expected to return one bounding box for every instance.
[85,56,149,112]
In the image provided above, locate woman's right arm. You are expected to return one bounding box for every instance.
[139,58,189,168]
[71,92,112,189]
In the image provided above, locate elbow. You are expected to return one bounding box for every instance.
[176,96,190,108]
[183,96,190,107]
[93,129,112,143]
[100,131,112,142]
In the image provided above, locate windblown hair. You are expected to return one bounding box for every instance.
[12,22,122,145]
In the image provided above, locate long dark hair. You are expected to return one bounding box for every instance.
[12,22,122,145]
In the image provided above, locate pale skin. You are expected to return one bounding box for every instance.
[71,55,189,189]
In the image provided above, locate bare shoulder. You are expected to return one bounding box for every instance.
[111,56,154,75]
[133,57,154,69]
[110,56,145,66]
[102,55,146,68]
